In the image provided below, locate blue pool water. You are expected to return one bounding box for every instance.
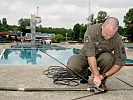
[0,45,133,66]
[0,45,80,66]
[126,59,133,64]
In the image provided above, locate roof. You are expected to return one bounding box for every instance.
[0,32,8,35]
[9,31,23,35]
[25,33,55,38]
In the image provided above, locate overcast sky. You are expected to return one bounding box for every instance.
[0,0,133,29]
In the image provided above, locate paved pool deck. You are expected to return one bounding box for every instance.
[0,42,133,100]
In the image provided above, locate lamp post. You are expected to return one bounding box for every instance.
[37,6,39,17]
[66,33,68,42]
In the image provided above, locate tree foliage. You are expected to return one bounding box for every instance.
[0,18,9,32]
[52,34,64,42]
[18,18,30,31]
[36,26,73,37]
[72,23,81,40]
[124,8,133,27]
[118,26,128,36]
[123,8,133,42]
[91,11,108,25]
[2,18,7,25]
[0,26,8,32]
[0,20,2,26]
[97,11,108,23]
[79,24,87,40]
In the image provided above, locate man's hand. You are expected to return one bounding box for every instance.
[100,75,104,80]
[88,57,101,86]
[93,76,101,87]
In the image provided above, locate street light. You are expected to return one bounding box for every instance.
[66,33,68,42]
[21,32,23,45]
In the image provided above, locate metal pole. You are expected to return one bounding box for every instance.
[86,0,92,27]
[0,87,89,91]
[66,33,67,42]
[37,6,39,17]
[88,0,90,16]
[21,32,23,45]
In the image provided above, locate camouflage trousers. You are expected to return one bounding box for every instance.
[67,52,114,77]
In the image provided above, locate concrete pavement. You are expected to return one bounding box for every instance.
[0,65,132,100]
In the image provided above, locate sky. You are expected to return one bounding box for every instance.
[0,0,133,29]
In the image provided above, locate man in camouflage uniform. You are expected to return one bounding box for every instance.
[67,17,126,88]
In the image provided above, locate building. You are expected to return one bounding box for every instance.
[24,33,55,41]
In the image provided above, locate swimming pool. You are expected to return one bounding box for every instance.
[0,45,80,66]
[0,45,133,66]
[126,59,133,64]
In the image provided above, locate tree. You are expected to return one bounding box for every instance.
[123,8,133,42]
[8,25,19,32]
[2,18,7,25]
[56,34,64,42]
[0,20,2,26]
[91,17,97,25]
[36,25,73,38]
[72,23,81,40]
[0,18,9,31]
[91,11,108,25]
[124,8,133,27]
[0,26,8,32]
[79,24,87,40]
[118,26,125,35]
[97,11,108,23]
[18,18,30,31]
[52,34,64,42]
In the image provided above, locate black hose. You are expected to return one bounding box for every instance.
[115,77,133,87]
[43,66,80,86]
